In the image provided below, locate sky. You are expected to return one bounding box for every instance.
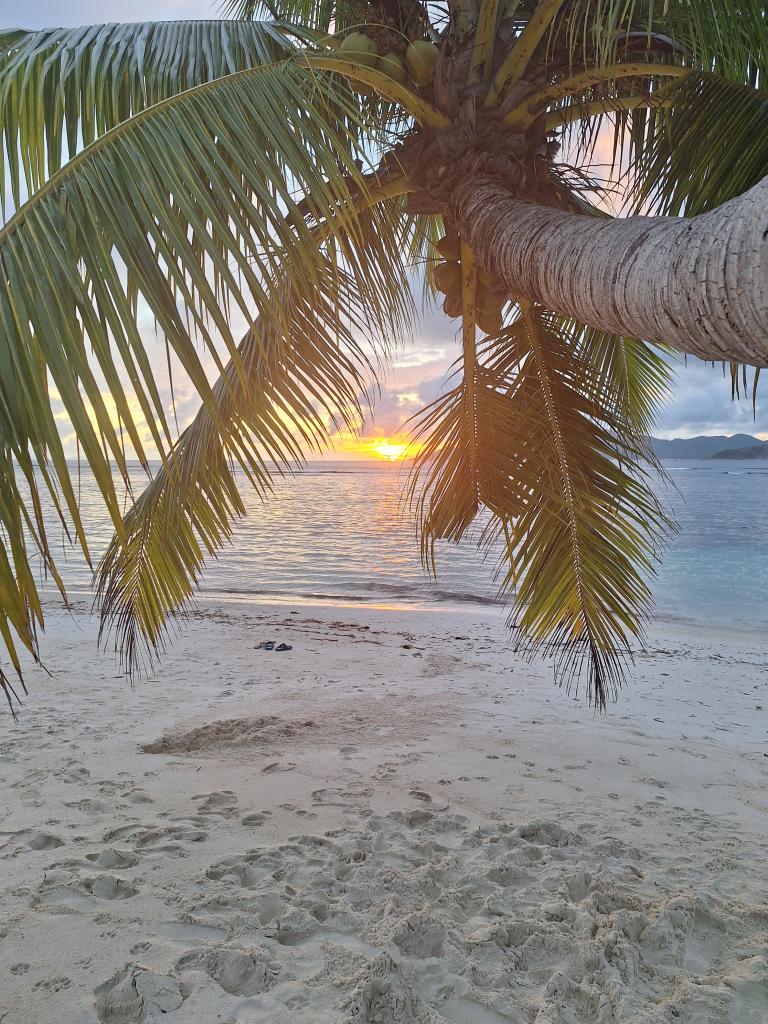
[4,0,767,460]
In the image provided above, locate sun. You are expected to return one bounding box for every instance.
[365,438,412,462]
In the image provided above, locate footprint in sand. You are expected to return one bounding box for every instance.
[32,976,72,993]
[192,790,238,815]
[64,798,109,815]
[176,943,280,996]
[85,848,139,870]
[392,912,445,957]
[57,765,91,784]
[261,762,297,774]
[241,810,273,827]
[408,790,449,812]
[312,786,372,808]
[125,789,154,805]
[104,821,208,851]
[94,965,183,1024]
[24,831,64,851]
[33,870,137,909]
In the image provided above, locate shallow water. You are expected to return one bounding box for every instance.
[30,458,768,629]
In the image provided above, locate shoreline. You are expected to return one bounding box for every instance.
[36,585,768,642]
[2,599,768,1022]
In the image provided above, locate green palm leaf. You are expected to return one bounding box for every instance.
[408,305,670,709]
[560,0,768,80]
[223,0,429,37]
[0,58,413,704]
[491,306,669,707]
[626,73,768,216]
[406,345,533,570]
[95,194,420,671]
[555,321,673,444]
[0,20,317,204]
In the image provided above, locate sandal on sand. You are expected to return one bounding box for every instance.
[275,643,292,652]
[256,641,275,651]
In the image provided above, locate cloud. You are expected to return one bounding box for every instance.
[654,355,767,438]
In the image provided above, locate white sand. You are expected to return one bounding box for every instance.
[2,597,768,1023]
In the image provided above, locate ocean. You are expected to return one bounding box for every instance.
[29,458,768,631]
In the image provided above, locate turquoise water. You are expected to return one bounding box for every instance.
[651,460,768,629]
[30,458,768,629]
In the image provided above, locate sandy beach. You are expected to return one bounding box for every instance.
[2,597,767,1023]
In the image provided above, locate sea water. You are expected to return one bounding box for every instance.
[26,458,768,630]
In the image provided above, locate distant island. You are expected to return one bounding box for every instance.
[710,445,768,460]
[649,433,768,459]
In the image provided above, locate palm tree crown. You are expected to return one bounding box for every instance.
[1,0,766,712]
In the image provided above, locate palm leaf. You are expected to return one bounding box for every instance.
[559,0,768,81]
[224,0,432,37]
[492,306,669,707]
[0,20,318,206]
[408,305,670,708]
[95,188,443,675]
[555,321,673,443]
[625,73,768,216]
[95,209,416,670]
[223,0,333,31]
[0,59,412,698]
[406,344,532,571]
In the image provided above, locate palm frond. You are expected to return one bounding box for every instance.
[0,20,317,205]
[96,218,414,669]
[625,73,768,216]
[221,0,332,30]
[221,0,416,36]
[559,0,768,81]
[406,342,531,571]
[493,306,669,707]
[556,321,673,442]
[408,305,670,708]
[0,59,412,692]
[95,179,424,672]
[0,449,44,713]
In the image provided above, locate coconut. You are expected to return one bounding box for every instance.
[377,52,407,85]
[477,307,503,335]
[434,261,460,294]
[436,233,461,262]
[340,31,380,68]
[405,40,439,87]
[442,288,462,318]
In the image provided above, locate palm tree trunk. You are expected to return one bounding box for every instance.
[452,175,768,366]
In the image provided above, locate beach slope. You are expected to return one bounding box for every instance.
[2,599,767,1023]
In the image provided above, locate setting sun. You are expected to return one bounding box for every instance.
[364,438,412,461]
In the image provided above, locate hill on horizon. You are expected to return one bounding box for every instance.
[649,434,767,459]
[710,444,768,460]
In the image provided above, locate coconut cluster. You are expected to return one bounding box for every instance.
[433,230,507,334]
[339,31,439,90]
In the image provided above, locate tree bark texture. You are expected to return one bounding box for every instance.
[452,175,768,366]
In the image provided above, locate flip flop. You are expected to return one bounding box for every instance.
[255,641,275,651]
[275,643,292,652]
